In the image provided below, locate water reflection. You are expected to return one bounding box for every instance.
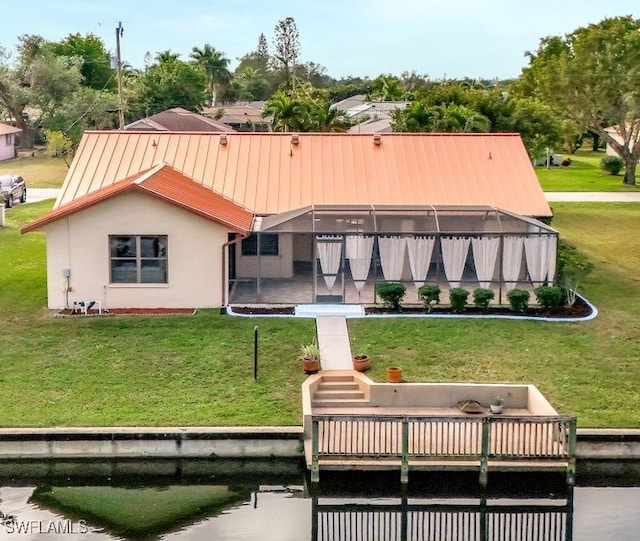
[0,459,639,540]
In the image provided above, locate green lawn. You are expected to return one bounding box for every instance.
[0,150,68,188]
[1,201,639,428]
[535,149,640,192]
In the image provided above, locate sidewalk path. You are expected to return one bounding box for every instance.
[545,192,640,202]
[315,316,353,370]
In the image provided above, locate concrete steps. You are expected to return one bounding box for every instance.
[311,373,370,408]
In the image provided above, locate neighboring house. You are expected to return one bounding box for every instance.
[202,104,269,132]
[124,108,235,133]
[334,95,410,132]
[348,117,393,134]
[603,124,640,157]
[0,123,21,161]
[23,132,557,310]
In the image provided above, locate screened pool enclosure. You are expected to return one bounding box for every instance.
[227,205,558,306]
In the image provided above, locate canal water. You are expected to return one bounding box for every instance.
[0,459,638,540]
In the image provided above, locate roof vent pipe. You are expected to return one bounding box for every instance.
[373,134,382,145]
[220,134,228,145]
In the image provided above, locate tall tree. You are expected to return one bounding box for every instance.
[516,16,640,185]
[46,33,114,90]
[257,33,269,59]
[0,41,83,147]
[190,44,231,106]
[273,17,300,83]
[127,56,207,119]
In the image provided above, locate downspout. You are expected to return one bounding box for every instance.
[221,231,250,309]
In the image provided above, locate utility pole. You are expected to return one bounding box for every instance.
[115,21,124,130]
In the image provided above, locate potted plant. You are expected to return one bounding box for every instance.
[489,396,504,414]
[300,343,321,374]
[352,353,370,372]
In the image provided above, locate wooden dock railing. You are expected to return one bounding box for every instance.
[312,499,573,541]
[310,414,577,485]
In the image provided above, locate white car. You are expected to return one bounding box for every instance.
[0,174,27,208]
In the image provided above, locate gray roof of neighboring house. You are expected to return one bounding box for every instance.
[333,94,367,111]
[332,94,410,123]
[202,105,268,126]
[345,101,410,122]
[348,117,393,134]
[124,108,235,132]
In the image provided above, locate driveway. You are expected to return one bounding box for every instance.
[26,188,59,205]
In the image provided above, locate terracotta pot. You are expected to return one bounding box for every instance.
[303,358,320,374]
[386,366,402,383]
[352,355,370,372]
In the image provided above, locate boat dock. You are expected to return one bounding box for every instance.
[302,372,577,486]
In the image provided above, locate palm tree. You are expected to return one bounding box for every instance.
[262,91,307,132]
[308,100,350,132]
[236,66,266,101]
[190,44,230,106]
[155,50,180,65]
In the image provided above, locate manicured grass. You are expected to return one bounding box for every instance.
[1,202,639,428]
[535,149,640,192]
[0,150,68,188]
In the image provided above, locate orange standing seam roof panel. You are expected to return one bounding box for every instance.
[23,164,254,234]
[53,132,551,218]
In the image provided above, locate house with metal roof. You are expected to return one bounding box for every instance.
[124,107,235,133]
[0,123,21,161]
[23,131,557,310]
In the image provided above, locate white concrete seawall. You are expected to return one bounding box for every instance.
[0,427,638,461]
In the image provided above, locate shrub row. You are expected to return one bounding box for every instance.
[376,282,567,314]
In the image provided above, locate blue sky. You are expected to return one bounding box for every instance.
[2,0,639,80]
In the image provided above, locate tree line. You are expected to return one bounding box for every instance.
[0,16,638,184]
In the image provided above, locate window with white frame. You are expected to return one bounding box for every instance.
[109,235,168,283]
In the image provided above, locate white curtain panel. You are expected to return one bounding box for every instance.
[502,236,524,290]
[378,236,407,281]
[471,236,500,288]
[316,235,343,290]
[346,235,375,292]
[546,235,558,283]
[524,235,548,286]
[407,236,436,288]
[440,236,470,288]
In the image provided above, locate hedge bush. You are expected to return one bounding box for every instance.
[534,286,564,310]
[418,284,441,311]
[600,155,623,175]
[376,282,406,311]
[507,288,530,313]
[449,287,469,312]
[473,288,495,311]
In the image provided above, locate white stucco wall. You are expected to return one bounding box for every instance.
[0,133,16,161]
[41,192,230,309]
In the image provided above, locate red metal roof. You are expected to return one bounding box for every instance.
[22,164,254,233]
[53,132,552,218]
